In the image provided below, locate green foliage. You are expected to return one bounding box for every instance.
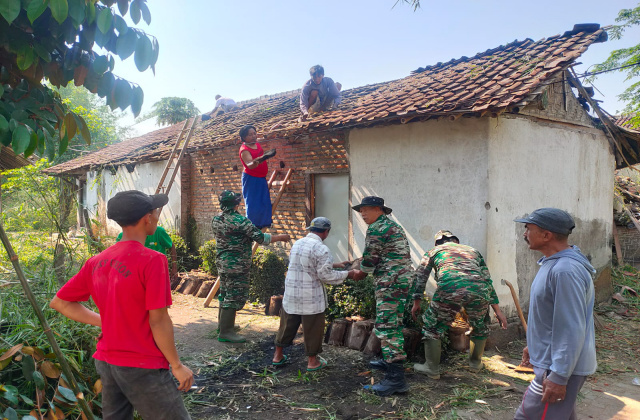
[249,248,288,304]
[199,240,218,277]
[0,160,74,232]
[589,3,640,127]
[0,232,98,418]
[326,276,377,321]
[141,97,200,126]
[168,230,201,272]
[0,0,157,160]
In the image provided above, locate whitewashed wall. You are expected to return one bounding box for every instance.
[348,116,614,316]
[83,160,181,236]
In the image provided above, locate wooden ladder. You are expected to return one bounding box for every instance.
[155,116,198,195]
[203,168,294,307]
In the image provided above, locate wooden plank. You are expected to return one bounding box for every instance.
[155,118,190,194]
[612,217,624,265]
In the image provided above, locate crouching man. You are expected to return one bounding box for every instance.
[272,217,363,371]
[50,190,193,420]
[411,230,507,379]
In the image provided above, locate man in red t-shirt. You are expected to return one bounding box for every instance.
[50,190,193,420]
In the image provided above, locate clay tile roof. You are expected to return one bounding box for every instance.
[615,114,639,132]
[46,24,608,175]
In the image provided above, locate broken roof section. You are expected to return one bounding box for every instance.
[46,24,609,176]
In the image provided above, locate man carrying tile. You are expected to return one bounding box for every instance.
[513,208,597,420]
[352,196,413,396]
[299,65,342,121]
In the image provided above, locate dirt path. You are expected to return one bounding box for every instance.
[170,293,640,419]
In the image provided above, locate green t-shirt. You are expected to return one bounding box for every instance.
[116,226,173,254]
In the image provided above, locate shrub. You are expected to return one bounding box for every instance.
[326,276,377,321]
[249,247,288,304]
[168,230,201,272]
[199,240,218,277]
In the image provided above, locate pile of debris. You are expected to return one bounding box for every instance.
[614,174,640,227]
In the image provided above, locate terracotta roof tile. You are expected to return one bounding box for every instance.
[46,25,609,175]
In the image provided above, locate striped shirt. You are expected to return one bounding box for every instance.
[282,233,348,315]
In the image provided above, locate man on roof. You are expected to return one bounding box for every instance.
[411,230,507,379]
[299,65,342,122]
[213,95,237,114]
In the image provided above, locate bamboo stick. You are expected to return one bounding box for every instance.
[0,224,95,420]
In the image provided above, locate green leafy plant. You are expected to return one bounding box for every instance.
[198,239,218,277]
[168,230,201,272]
[0,0,157,160]
[326,276,376,321]
[248,248,287,304]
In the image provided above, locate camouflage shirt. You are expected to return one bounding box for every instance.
[361,215,413,279]
[211,209,271,273]
[413,242,499,304]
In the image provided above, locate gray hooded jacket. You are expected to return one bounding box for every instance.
[527,246,597,385]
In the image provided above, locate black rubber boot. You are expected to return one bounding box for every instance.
[469,338,487,372]
[369,359,388,371]
[218,308,246,343]
[413,339,441,379]
[365,362,409,396]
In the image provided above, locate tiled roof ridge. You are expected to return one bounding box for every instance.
[235,89,301,107]
[412,23,604,75]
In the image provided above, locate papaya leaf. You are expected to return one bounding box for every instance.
[12,125,31,155]
[140,1,151,25]
[97,7,113,34]
[116,29,137,60]
[117,0,128,16]
[27,0,50,24]
[3,407,18,420]
[49,0,69,25]
[130,0,141,24]
[134,35,152,72]
[32,371,46,389]
[0,0,21,25]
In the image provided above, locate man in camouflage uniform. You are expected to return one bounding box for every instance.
[212,190,290,343]
[412,230,507,379]
[352,196,413,396]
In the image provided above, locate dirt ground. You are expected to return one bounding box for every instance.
[168,294,640,420]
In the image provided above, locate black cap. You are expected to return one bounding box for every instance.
[352,196,392,214]
[514,208,575,235]
[107,190,168,225]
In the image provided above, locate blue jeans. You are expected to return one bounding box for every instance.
[95,359,191,420]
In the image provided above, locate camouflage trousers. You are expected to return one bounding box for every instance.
[422,288,491,340]
[374,272,412,363]
[218,271,250,310]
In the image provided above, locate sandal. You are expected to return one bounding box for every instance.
[272,354,288,366]
[307,357,327,372]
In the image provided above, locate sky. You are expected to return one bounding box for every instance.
[109,0,640,137]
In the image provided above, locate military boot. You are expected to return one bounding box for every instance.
[413,339,441,379]
[469,338,487,372]
[218,308,246,343]
[369,359,388,371]
[364,361,409,396]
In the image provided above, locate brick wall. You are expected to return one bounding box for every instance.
[520,75,594,127]
[183,131,349,247]
[616,226,640,266]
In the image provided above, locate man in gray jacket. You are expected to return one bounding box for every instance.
[514,208,597,420]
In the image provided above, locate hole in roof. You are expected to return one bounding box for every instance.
[199,169,203,174]
[279,161,285,169]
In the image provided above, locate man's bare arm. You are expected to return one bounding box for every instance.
[149,308,194,391]
[50,296,101,327]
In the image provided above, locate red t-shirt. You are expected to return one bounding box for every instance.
[56,241,172,369]
[239,143,268,178]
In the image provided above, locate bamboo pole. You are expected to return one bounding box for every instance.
[0,224,95,420]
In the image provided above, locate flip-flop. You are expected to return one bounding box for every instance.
[307,357,327,372]
[272,354,288,366]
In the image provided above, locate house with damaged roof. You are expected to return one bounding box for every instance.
[45,23,640,316]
